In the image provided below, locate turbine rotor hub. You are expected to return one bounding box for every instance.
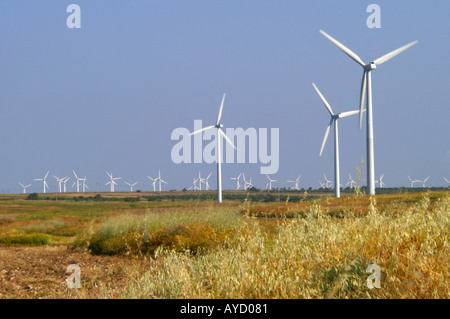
[215,123,223,128]
[365,62,377,71]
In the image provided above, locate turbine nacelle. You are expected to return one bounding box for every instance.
[215,123,223,129]
[365,62,377,71]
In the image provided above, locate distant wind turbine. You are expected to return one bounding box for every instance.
[34,171,49,193]
[106,172,121,192]
[18,182,32,194]
[346,174,357,189]
[266,175,277,190]
[62,177,70,193]
[408,176,420,188]
[147,176,157,192]
[286,175,301,190]
[125,182,138,192]
[53,175,68,193]
[154,170,167,192]
[72,170,84,193]
[230,173,242,190]
[189,93,236,203]
[375,174,385,188]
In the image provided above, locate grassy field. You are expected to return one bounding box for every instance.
[0,190,449,299]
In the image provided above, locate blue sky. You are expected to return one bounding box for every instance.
[0,1,448,193]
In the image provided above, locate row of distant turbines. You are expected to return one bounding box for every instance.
[18,170,448,194]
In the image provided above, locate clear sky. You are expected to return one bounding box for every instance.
[0,1,448,193]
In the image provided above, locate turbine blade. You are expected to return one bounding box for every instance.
[216,93,226,125]
[312,83,333,115]
[319,30,365,66]
[373,40,418,65]
[319,119,333,157]
[219,129,236,150]
[339,109,361,118]
[359,71,367,129]
[189,125,215,136]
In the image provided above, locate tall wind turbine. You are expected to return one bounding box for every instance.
[242,173,253,190]
[81,176,89,192]
[34,171,49,193]
[189,93,236,203]
[125,182,138,192]
[323,174,333,189]
[313,83,360,198]
[18,182,32,194]
[266,175,277,190]
[106,172,121,192]
[320,30,418,195]
[408,176,419,188]
[286,175,301,190]
[204,172,212,190]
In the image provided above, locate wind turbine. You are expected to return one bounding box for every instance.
[106,172,121,192]
[204,172,212,190]
[187,178,199,191]
[34,171,49,193]
[125,182,138,192]
[313,83,361,198]
[417,176,430,188]
[62,177,70,193]
[323,174,333,189]
[18,182,32,194]
[81,176,89,192]
[72,170,84,193]
[375,174,385,188]
[319,29,418,195]
[195,171,205,191]
[319,180,326,189]
[408,176,420,188]
[147,176,157,192]
[230,173,242,190]
[286,175,301,190]
[154,170,167,192]
[242,173,253,190]
[266,175,277,190]
[189,93,236,203]
[346,174,357,189]
[53,175,67,193]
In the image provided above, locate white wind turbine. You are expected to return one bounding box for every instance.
[72,170,84,193]
[81,176,89,192]
[320,29,418,195]
[417,176,430,188]
[125,182,138,192]
[189,93,236,203]
[230,173,242,190]
[319,180,326,189]
[204,172,212,190]
[408,176,420,188]
[346,174,357,189]
[323,174,333,189]
[187,178,199,191]
[53,175,68,193]
[266,175,277,190]
[18,182,32,194]
[34,171,49,193]
[286,175,301,190]
[147,176,157,192]
[313,83,361,198]
[62,177,70,193]
[375,174,385,188]
[154,170,167,192]
[242,173,253,190]
[106,172,121,192]
[195,171,206,191]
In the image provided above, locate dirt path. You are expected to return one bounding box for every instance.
[0,245,148,299]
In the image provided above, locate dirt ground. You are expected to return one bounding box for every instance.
[0,245,150,299]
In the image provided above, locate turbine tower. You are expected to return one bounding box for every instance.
[313,83,360,198]
[286,175,301,190]
[106,172,121,192]
[189,93,236,203]
[34,171,49,193]
[320,29,418,195]
[18,182,32,194]
[62,177,70,193]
